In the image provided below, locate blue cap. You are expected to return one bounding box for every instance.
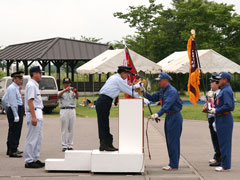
[155,72,172,81]
[11,71,24,78]
[118,65,132,73]
[30,66,44,73]
[219,72,231,80]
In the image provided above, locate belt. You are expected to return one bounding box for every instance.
[99,94,113,101]
[216,112,230,117]
[166,111,180,116]
[60,107,75,109]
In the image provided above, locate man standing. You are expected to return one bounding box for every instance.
[208,72,234,172]
[24,66,45,168]
[58,78,79,152]
[96,66,149,151]
[4,71,24,158]
[207,73,221,166]
[145,72,183,171]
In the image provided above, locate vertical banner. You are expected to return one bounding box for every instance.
[187,35,200,106]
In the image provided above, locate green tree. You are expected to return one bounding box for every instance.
[114,0,240,64]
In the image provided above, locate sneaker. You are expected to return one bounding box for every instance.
[162,166,174,171]
[215,167,230,172]
[209,159,216,164]
[25,162,42,168]
[35,160,45,167]
[68,147,73,150]
[209,161,221,167]
[62,148,67,152]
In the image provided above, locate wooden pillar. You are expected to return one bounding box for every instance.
[70,60,78,82]
[38,60,49,75]
[6,60,14,76]
[98,74,101,88]
[52,61,64,89]
[48,61,51,76]
[66,61,69,78]
[16,60,20,71]
[23,61,28,75]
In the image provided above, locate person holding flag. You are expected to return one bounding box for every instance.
[144,72,183,171]
[95,65,149,152]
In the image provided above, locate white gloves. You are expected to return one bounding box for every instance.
[208,108,216,114]
[151,113,159,119]
[14,116,19,123]
[144,98,150,104]
[133,81,143,89]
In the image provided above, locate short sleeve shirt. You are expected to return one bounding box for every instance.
[59,89,76,108]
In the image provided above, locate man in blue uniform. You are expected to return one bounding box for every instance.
[4,71,24,158]
[96,65,149,151]
[145,72,183,171]
[208,72,234,172]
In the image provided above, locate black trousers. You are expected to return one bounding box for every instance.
[208,117,221,162]
[96,94,113,141]
[7,106,24,152]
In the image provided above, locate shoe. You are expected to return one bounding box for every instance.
[209,161,221,167]
[6,149,9,155]
[162,166,175,171]
[209,159,216,164]
[215,167,230,172]
[25,162,42,168]
[35,160,45,167]
[99,139,116,151]
[107,138,118,151]
[68,147,73,150]
[16,149,23,154]
[9,152,23,158]
[62,148,67,152]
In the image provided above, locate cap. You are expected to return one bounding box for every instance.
[63,77,71,83]
[155,72,172,81]
[11,71,24,79]
[209,72,220,82]
[219,72,231,80]
[30,66,44,74]
[118,66,132,73]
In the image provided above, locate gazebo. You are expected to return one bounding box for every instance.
[0,37,112,88]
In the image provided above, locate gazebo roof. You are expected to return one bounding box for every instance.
[0,37,112,61]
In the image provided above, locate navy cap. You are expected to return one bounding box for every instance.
[155,72,172,81]
[118,66,132,73]
[219,72,231,80]
[11,71,24,78]
[63,77,71,83]
[209,72,220,82]
[30,66,44,73]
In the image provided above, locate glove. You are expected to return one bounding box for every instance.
[72,88,77,93]
[144,98,150,104]
[151,113,159,119]
[14,116,19,123]
[212,122,217,132]
[133,81,143,89]
[208,108,216,114]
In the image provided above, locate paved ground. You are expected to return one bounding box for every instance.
[0,114,240,180]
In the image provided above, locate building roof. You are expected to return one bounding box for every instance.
[0,37,112,61]
[157,49,240,74]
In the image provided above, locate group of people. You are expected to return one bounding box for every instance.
[2,64,235,172]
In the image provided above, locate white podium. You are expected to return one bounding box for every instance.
[45,98,144,173]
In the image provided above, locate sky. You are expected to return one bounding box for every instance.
[0,0,239,47]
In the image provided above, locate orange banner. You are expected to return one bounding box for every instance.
[187,36,200,106]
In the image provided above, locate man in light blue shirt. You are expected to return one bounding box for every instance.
[96,65,149,151]
[5,71,24,158]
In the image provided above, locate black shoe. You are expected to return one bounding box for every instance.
[35,160,45,167]
[62,148,67,152]
[9,152,23,158]
[16,149,23,154]
[209,161,221,167]
[99,139,116,151]
[6,149,10,155]
[107,138,118,151]
[25,162,42,168]
[68,147,73,150]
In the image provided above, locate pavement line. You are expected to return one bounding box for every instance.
[150,121,205,180]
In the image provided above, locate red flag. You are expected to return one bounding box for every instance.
[123,47,137,98]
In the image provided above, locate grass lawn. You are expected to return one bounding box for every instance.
[46,94,240,122]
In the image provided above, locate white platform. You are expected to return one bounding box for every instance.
[45,99,144,173]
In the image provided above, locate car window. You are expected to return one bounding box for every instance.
[6,79,12,88]
[39,78,57,90]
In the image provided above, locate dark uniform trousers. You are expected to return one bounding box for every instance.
[7,106,24,152]
[208,117,221,162]
[96,94,113,141]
